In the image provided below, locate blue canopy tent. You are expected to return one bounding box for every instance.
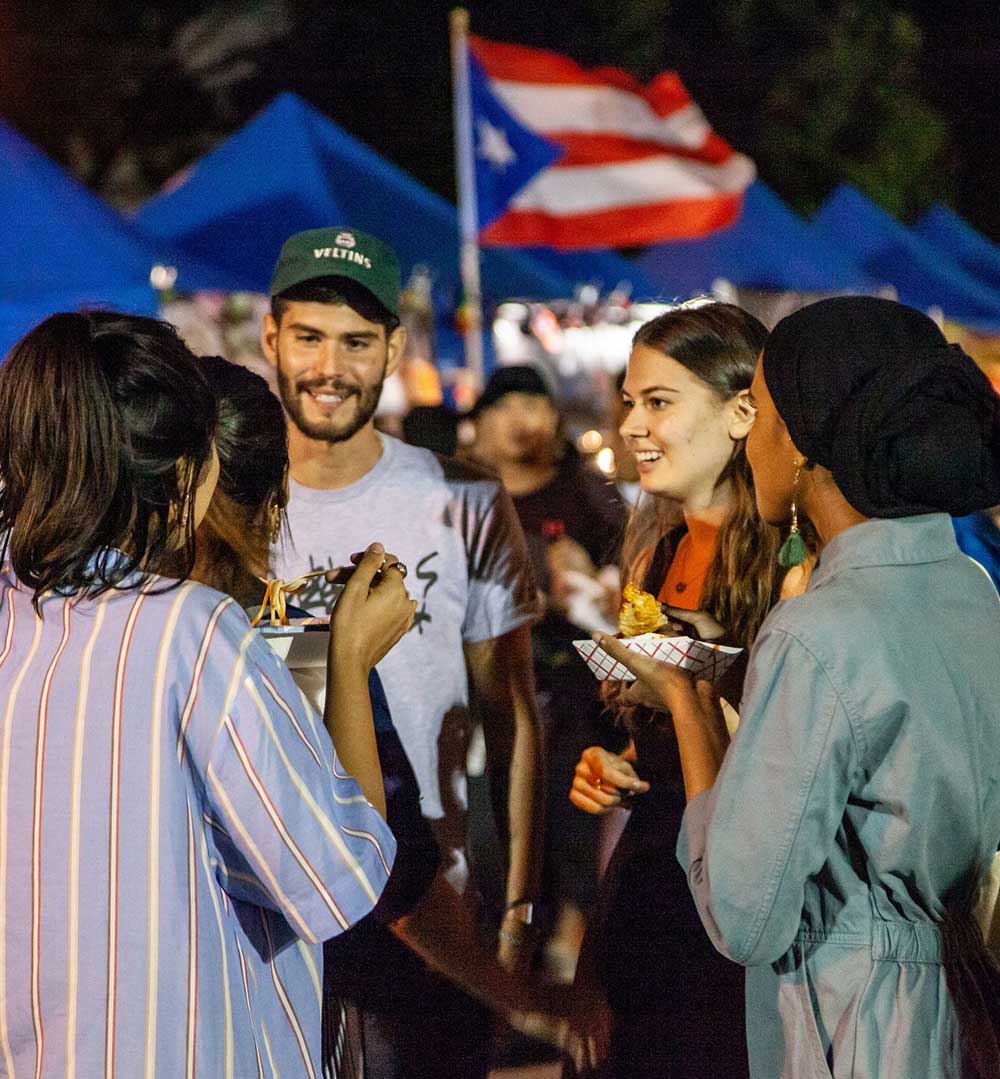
[0,120,163,356]
[915,203,1000,296]
[637,181,877,296]
[134,92,610,305]
[811,185,1000,329]
[513,245,660,300]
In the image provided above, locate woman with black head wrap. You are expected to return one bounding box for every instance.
[593,297,1000,1078]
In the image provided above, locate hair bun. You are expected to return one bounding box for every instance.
[829,345,1000,517]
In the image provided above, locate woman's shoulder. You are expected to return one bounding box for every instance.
[748,586,844,679]
[146,575,252,648]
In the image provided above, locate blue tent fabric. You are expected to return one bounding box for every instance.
[637,181,876,296]
[1,119,161,301]
[915,203,1000,296]
[135,93,658,303]
[515,245,661,299]
[0,286,159,362]
[0,119,165,355]
[952,512,1000,596]
[811,185,1000,329]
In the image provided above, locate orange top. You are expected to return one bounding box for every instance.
[658,516,720,610]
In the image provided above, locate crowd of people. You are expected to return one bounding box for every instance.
[1,224,1000,1079]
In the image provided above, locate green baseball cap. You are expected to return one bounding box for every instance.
[269,227,401,317]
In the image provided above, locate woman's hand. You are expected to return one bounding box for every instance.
[546,535,596,610]
[594,633,730,800]
[329,542,417,672]
[779,556,816,599]
[661,605,727,641]
[593,632,707,716]
[570,745,649,815]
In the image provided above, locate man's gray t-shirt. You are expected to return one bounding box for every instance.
[272,435,539,848]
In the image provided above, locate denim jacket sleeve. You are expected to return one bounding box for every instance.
[677,623,862,966]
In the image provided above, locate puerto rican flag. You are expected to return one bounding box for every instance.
[470,35,755,250]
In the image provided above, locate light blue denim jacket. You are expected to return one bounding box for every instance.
[679,515,1000,1078]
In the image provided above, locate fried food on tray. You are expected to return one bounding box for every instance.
[618,582,663,638]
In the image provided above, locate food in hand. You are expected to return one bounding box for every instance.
[251,568,329,627]
[618,583,663,637]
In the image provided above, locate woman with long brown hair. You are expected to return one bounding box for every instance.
[565,302,781,1078]
[188,354,291,607]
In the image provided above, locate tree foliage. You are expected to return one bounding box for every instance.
[751,5,951,219]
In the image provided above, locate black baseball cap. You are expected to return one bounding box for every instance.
[470,365,555,418]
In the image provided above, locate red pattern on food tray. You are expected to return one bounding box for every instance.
[573,634,741,683]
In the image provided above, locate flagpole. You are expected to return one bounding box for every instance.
[450,7,485,396]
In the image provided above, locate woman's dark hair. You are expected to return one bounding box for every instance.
[201,356,287,509]
[190,357,289,605]
[0,311,216,606]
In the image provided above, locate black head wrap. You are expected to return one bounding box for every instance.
[762,296,1000,518]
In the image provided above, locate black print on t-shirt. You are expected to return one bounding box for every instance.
[291,551,439,635]
[296,554,338,612]
[412,551,439,635]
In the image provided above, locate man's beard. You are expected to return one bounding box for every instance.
[276,354,387,444]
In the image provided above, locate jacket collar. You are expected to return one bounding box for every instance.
[809,514,958,591]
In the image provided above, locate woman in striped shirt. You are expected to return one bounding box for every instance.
[0,312,409,1079]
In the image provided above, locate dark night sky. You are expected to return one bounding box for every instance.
[2,0,1000,239]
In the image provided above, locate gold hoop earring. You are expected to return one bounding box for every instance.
[778,463,806,568]
[268,500,282,545]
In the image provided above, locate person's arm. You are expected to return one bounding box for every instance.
[324,654,385,816]
[393,872,608,1070]
[594,625,860,966]
[593,632,728,799]
[191,601,398,944]
[458,479,544,968]
[680,628,859,964]
[322,544,416,818]
[393,872,533,1018]
[465,624,545,970]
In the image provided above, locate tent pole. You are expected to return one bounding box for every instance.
[450,7,485,396]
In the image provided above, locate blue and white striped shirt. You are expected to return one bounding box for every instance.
[0,562,395,1078]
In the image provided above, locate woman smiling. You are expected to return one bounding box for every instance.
[565,302,782,1078]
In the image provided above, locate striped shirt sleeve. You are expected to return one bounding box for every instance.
[190,603,396,945]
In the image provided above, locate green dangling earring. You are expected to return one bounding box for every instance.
[778,463,807,568]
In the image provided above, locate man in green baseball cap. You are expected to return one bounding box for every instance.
[263,226,404,454]
[263,230,549,1077]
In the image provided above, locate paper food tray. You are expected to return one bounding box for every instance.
[258,620,330,669]
[573,634,742,684]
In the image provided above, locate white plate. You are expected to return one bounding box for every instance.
[258,623,330,669]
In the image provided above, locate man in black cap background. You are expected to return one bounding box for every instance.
[263,228,547,1077]
[471,366,627,979]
